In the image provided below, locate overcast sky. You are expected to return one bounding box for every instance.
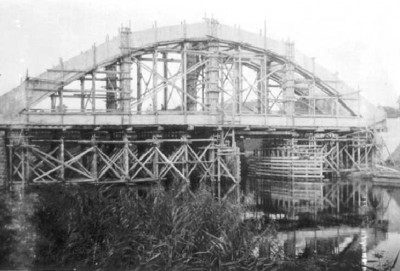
[0,0,399,106]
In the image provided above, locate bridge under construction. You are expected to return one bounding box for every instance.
[0,20,386,199]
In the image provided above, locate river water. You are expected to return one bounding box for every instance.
[248,176,400,270]
[1,176,399,270]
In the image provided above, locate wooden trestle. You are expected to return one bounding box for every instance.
[4,128,241,200]
[249,130,376,179]
[247,129,377,217]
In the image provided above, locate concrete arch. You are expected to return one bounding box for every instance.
[0,21,383,130]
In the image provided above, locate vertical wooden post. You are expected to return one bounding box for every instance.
[91,133,98,182]
[24,131,30,185]
[351,139,355,169]
[21,145,25,186]
[234,46,242,114]
[183,136,189,183]
[51,95,56,112]
[6,130,13,188]
[365,137,368,168]
[220,65,224,123]
[335,97,339,117]
[336,140,340,174]
[336,182,340,213]
[182,43,187,114]
[152,49,158,113]
[311,58,316,116]
[232,129,241,203]
[24,76,30,123]
[123,131,130,182]
[80,78,85,112]
[201,66,205,110]
[136,57,142,113]
[7,145,13,188]
[153,140,159,181]
[357,182,361,211]
[217,151,221,201]
[265,59,270,115]
[91,73,96,112]
[257,60,263,114]
[92,45,97,112]
[163,53,168,110]
[60,133,65,182]
[209,139,216,196]
[357,137,361,169]
[59,58,64,113]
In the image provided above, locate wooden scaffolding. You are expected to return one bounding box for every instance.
[248,130,376,180]
[5,128,241,200]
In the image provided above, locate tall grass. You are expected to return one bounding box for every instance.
[30,184,281,270]
[0,193,15,267]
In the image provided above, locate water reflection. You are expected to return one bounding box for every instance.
[248,177,400,270]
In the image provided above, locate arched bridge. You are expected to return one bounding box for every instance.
[0,20,384,191]
[0,20,384,131]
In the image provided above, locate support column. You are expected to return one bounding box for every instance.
[7,136,13,188]
[182,43,187,113]
[0,131,7,188]
[182,135,190,184]
[162,53,168,110]
[80,78,85,112]
[232,129,241,203]
[123,131,130,182]
[23,131,30,185]
[206,41,219,113]
[233,46,242,114]
[152,49,158,112]
[209,138,216,196]
[91,73,96,112]
[91,133,98,182]
[59,133,65,182]
[105,65,118,111]
[266,59,270,114]
[51,95,56,112]
[153,137,160,180]
[186,44,202,111]
[257,57,267,114]
[136,57,142,113]
[284,41,295,115]
[120,27,132,113]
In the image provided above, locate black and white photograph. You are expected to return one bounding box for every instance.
[0,0,400,270]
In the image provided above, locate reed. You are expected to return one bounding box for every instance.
[30,184,281,270]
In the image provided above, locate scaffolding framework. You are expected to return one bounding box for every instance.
[5,128,241,200]
[249,130,376,180]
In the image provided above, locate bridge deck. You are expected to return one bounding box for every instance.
[7,112,362,130]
